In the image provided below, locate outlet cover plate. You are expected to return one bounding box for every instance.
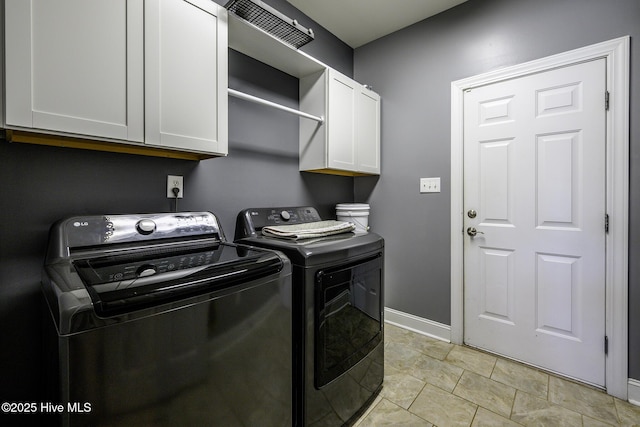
[167,175,184,198]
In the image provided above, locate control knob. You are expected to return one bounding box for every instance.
[136,265,157,278]
[136,219,156,235]
[280,211,291,221]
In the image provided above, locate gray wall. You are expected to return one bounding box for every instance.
[354,0,640,378]
[0,0,354,419]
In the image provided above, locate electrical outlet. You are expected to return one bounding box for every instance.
[420,177,441,193]
[167,175,184,198]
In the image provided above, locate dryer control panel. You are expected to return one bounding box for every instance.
[235,206,322,237]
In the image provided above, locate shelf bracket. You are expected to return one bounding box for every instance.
[228,88,324,123]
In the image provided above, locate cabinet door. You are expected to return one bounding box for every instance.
[5,0,144,142]
[327,70,357,171]
[356,88,380,174]
[145,0,228,155]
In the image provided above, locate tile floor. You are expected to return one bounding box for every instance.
[353,324,640,426]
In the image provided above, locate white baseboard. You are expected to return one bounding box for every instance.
[384,307,451,343]
[628,379,640,406]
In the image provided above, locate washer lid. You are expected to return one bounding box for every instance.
[74,243,284,317]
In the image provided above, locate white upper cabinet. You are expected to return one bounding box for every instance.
[300,68,380,176]
[145,0,227,154]
[4,0,228,157]
[327,71,358,171]
[5,0,144,142]
[356,86,381,174]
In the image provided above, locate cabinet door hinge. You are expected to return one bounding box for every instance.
[605,213,610,233]
[605,336,609,355]
[605,91,610,110]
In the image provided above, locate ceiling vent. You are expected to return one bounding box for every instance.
[225,0,314,49]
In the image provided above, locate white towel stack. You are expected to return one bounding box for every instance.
[261,220,355,240]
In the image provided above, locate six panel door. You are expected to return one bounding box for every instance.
[463,59,606,386]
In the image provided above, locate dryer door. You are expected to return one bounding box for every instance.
[314,254,383,388]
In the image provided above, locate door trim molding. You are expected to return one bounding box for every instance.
[450,36,630,399]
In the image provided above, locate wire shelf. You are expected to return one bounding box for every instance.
[225,0,314,49]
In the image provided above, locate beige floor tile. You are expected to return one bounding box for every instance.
[582,415,619,426]
[491,358,549,399]
[446,345,497,377]
[371,324,640,427]
[358,399,433,427]
[410,383,478,427]
[453,370,516,418]
[385,324,417,346]
[381,366,426,409]
[410,354,464,392]
[410,334,454,360]
[511,390,582,427]
[471,407,522,427]
[614,398,640,426]
[548,376,618,424]
[385,324,454,360]
[385,340,424,373]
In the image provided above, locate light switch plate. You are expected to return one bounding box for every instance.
[420,177,440,193]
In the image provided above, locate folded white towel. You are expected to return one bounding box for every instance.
[262,220,355,240]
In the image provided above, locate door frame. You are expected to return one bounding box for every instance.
[450,36,630,399]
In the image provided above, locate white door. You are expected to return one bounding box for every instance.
[463,59,606,386]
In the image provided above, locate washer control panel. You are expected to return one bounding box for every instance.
[61,212,222,249]
[74,247,220,285]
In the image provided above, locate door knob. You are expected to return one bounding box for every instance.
[467,227,484,237]
[467,209,477,219]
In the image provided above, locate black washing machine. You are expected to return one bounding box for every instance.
[42,212,292,426]
[235,207,384,427]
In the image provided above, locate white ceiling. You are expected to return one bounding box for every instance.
[286,0,468,48]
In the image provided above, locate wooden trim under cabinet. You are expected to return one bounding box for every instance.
[302,168,374,177]
[2,130,219,161]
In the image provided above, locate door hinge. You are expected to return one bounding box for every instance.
[605,91,610,110]
[605,336,609,355]
[605,213,610,233]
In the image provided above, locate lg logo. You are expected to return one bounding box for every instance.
[73,221,89,227]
